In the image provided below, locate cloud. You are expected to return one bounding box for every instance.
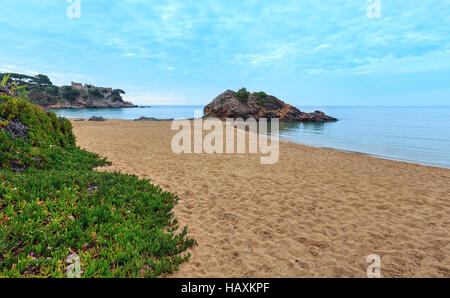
[313,44,331,52]
[0,65,17,72]
[234,46,295,66]
[0,0,449,105]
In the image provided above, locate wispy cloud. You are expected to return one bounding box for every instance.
[234,45,296,66]
[313,44,331,52]
[0,0,449,105]
[0,65,17,72]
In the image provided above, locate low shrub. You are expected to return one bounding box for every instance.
[0,170,194,277]
[88,88,103,98]
[254,91,269,106]
[0,96,75,147]
[236,88,250,102]
[61,86,81,101]
[0,96,195,277]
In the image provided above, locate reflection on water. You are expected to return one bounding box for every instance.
[265,121,329,136]
[274,106,450,169]
[279,121,326,134]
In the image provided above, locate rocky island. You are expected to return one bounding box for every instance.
[204,88,337,122]
[0,73,136,109]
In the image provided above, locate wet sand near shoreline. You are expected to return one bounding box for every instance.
[71,119,450,277]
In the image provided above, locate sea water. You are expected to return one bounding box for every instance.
[53,106,450,169]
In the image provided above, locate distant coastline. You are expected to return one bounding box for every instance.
[0,72,136,109]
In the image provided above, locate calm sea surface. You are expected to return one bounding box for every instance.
[53,106,450,169]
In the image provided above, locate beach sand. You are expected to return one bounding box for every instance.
[71,119,450,278]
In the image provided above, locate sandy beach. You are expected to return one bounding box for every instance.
[71,119,450,278]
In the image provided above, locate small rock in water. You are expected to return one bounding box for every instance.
[88,116,106,122]
[134,116,173,121]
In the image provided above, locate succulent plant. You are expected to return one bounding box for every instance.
[0,73,26,96]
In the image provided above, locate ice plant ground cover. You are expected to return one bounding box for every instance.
[0,95,195,277]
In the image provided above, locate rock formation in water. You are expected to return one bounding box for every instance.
[204,89,337,122]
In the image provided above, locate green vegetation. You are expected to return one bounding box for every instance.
[0,96,195,277]
[33,74,52,87]
[254,91,268,100]
[111,89,125,102]
[0,73,27,96]
[236,87,250,102]
[61,86,81,101]
[88,88,103,98]
[44,85,59,96]
[254,91,269,106]
[1,73,52,91]
[233,89,270,106]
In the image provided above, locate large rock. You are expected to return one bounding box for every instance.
[204,90,337,122]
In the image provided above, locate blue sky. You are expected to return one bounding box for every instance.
[1,0,449,106]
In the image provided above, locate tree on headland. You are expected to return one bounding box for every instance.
[1,72,133,108]
[0,73,53,88]
[33,74,52,87]
[111,89,125,102]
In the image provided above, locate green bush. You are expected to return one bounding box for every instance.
[236,88,250,102]
[88,88,103,98]
[0,96,75,147]
[0,96,195,277]
[111,89,125,102]
[61,86,81,101]
[254,91,269,106]
[254,91,268,100]
[44,86,59,96]
[0,95,105,172]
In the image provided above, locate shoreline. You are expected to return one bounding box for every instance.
[70,119,450,277]
[300,145,450,170]
[67,117,450,170]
